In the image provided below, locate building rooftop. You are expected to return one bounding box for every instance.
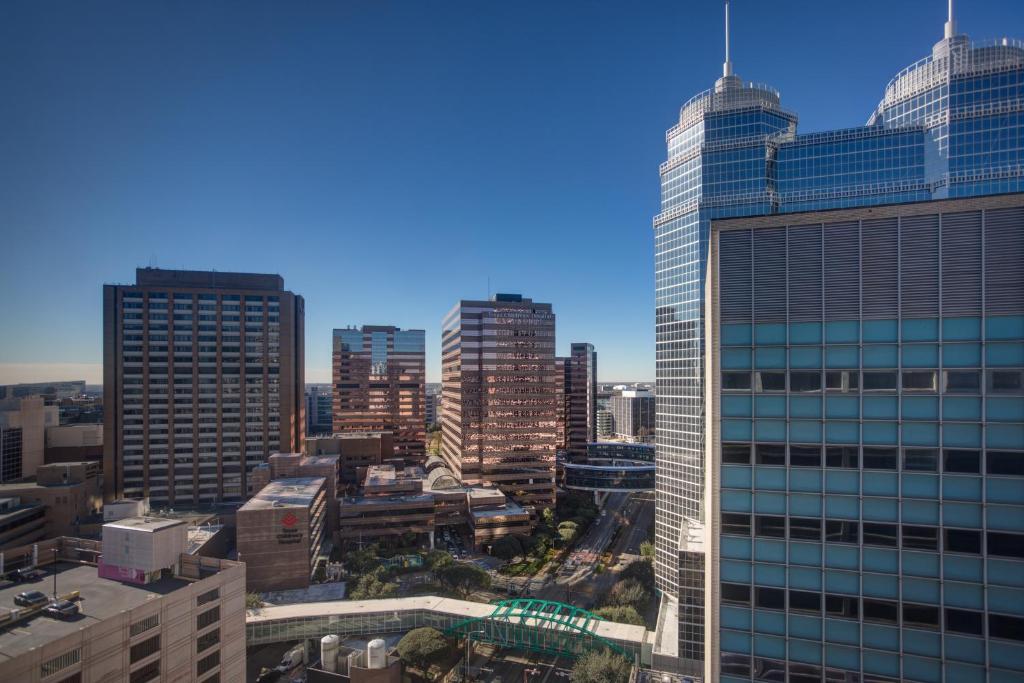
[241,477,325,510]
[103,516,185,533]
[0,561,190,663]
[134,267,284,291]
[340,492,435,508]
[364,464,424,488]
[469,499,527,520]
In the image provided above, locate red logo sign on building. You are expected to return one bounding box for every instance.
[281,511,298,528]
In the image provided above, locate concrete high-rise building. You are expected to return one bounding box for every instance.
[560,343,597,460]
[332,326,426,460]
[610,389,655,443]
[103,268,305,506]
[305,384,334,436]
[440,294,558,509]
[596,409,613,439]
[0,397,58,483]
[652,5,1024,679]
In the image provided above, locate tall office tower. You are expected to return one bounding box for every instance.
[305,384,334,436]
[610,389,655,443]
[564,343,598,459]
[653,3,1024,678]
[440,294,558,509]
[103,268,305,506]
[331,326,426,459]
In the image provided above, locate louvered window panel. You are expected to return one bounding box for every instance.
[940,211,982,317]
[900,214,939,319]
[861,218,899,319]
[719,230,752,324]
[984,206,1024,316]
[787,224,823,322]
[753,228,787,323]
[824,221,860,321]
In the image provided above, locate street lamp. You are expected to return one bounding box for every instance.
[51,547,58,600]
[464,629,485,681]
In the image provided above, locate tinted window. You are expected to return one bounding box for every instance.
[863,522,898,547]
[721,653,750,677]
[722,442,751,464]
[789,590,821,613]
[989,614,1024,642]
[945,608,983,635]
[989,370,1024,394]
[722,371,752,391]
[903,603,939,629]
[944,370,981,393]
[756,587,785,610]
[902,525,938,551]
[903,448,938,471]
[863,447,898,470]
[987,532,1024,559]
[863,371,897,391]
[789,517,821,541]
[789,445,821,467]
[825,594,859,618]
[721,582,750,605]
[945,529,982,554]
[863,599,899,624]
[721,513,751,536]
[756,371,786,392]
[944,449,980,474]
[790,371,822,392]
[825,520,859,544]
[988,451,1024,476]
[755,516,786,538]
[825,370,858,392]
[902,370,937,391]
[755,444,786,466]
[826,446,858,469]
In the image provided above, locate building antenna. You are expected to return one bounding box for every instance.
[723,0,733,78]
[944,0,955,39]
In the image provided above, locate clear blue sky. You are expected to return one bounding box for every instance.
[1,1,1020,384]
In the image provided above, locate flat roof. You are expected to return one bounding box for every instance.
[364,465,424,487]
[103,517,184,533]
[0,562,190,663]
[340,493,435,508]
[241,477,325,510]
[470,501,527,520]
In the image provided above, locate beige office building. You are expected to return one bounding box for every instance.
[440,294,558,509]
[103,268,305,506]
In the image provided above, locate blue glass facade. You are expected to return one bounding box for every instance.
[653,24,1024,679]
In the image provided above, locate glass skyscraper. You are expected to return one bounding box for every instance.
[653,6,1023,680]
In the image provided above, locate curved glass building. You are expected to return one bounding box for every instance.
[653,6,1023,679]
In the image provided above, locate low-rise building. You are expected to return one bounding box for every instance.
[237,477,328,592]
[0,496,46,550]
[306,432,395,484]
[0,531,245,682]
[44,423,102,464]
[0,461,103,542]
[249,452,341,534]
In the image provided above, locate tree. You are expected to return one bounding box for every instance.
[570,648,632,683]
[425,549,454,570]
[639,540,654,558]
[558,520,579,543]
[541,507,556,529]
[605,578,650,610]
[349,567,399,600]
[396,627,452,671]
[245,593,264,610]
[491,535,523,561]
[436,563,491,596]
[345,544,382,575]
[593,605,644,626]
[619,559,655,590]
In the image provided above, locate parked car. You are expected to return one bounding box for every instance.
[14,590,48,608]
[44,600,79,619]
[14,568,46,582]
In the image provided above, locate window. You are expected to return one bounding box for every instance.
[944,370,981,393]
[755,587,785,610]
[989,614,1024,642]
[902,370,937,391]
[903,603,939,629]
[862,522,898,547]
[130,614,159,637]
[945,608,983,635]
[862,447,897,470]
[722,443,751,464]
[197,606,220,629]
[988,370,1023,394]
[722,372,752,391]
[130,661,159,683]
[755,515,786,538]
[790,371,822,392]
[789,590,821,613]
[826,446,858,469]
[902,525,938,551]
[988,450,1024,476]
[197,588,220,606]
[755,371,786,392]
[944,449,980,474]
[755,443,785,466]
[903,448,938,472]
[825,370,858,392]
[825,594,859,618]
[825,520,859,544]
[721,513,751,536]
[197,628,220,653]
[945,529,982,554]
[789,517,821,541]
[721,653,750,677]
[863,371,897,391]
[130,635,160,664]
[863,598,899,624]
[721,582,750,605]
[789,445,821,467]
[987,532,1024,559]
[197,651,220,676]
[41,649,81,678]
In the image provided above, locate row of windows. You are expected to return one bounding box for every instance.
[722,369,1023,393]
[720,583,1023,639]
[722,443,1024,475]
